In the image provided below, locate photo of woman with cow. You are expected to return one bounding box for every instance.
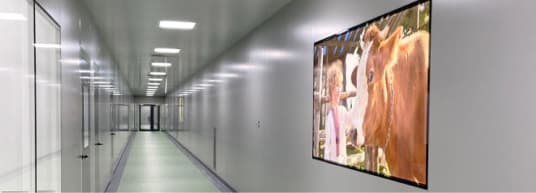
[313,0,430,188]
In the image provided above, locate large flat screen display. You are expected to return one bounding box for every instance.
[313,0,430,188]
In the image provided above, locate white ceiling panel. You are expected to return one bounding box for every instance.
[82,0,291,96]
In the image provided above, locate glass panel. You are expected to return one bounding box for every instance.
[0,0,34,191]
[35,4,61,192]
[179,97,184,123]
[83,86,90,148]
[153,106,160,130]
[140,106,152,130]
[119,105,129,130]
[111,104,117,130]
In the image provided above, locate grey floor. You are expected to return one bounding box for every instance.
[116,132,219,192]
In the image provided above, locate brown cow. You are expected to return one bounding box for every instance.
[362,23,429,184]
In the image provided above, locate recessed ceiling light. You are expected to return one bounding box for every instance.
[148,78,163,82]
[92,81,111,85]
[33,43,61,49]
[151,62,172,67]
[159,20,196,30]
[79,70,95,74]
[149,72,166,76]
[0,13,27,21]
[154,48,181,54]
[81,76,105,80]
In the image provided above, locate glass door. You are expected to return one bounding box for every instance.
[80,48,93,193]
[81,85,91,193]
[139,105,160,131]
[119,105,129,131]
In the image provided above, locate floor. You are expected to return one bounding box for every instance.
[117,132,219,192]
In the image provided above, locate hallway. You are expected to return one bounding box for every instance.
[116,132,218,192]
[3,0,536,192]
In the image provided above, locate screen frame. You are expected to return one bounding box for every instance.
[312,0,432,189]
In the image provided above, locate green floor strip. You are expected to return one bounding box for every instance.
[117,132,219,192]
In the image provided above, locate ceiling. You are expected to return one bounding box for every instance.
[82,0,291,96]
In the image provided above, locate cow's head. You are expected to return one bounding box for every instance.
[362,23,402,147]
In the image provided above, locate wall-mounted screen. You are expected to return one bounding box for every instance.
[313,0,430,188]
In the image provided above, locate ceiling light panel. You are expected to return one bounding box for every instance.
[154,48,181,54]
[81,76,105,80]
[79,70,95,74]
[148,78,163,82]
[159,20,196,30]
[150,72,167,76]
[151,62,172,67]
[92,81,111,85]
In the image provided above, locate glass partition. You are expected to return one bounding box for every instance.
[0,0,35,191]
[35,3,61,192]
[119,105,129,130]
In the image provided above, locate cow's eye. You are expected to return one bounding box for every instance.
[368,71,374,82]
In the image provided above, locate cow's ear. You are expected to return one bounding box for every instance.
[380,26,402,53]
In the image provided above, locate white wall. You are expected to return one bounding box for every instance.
[166,0,536,191]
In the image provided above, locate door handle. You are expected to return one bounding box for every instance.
[110,133,116,136]
[95,142,104,146]
[78,155,89,159]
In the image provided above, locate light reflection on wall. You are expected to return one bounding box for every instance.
[250,49,293,60]
[228,63,265,72]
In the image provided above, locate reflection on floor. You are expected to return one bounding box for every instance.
[117,132,218,192]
